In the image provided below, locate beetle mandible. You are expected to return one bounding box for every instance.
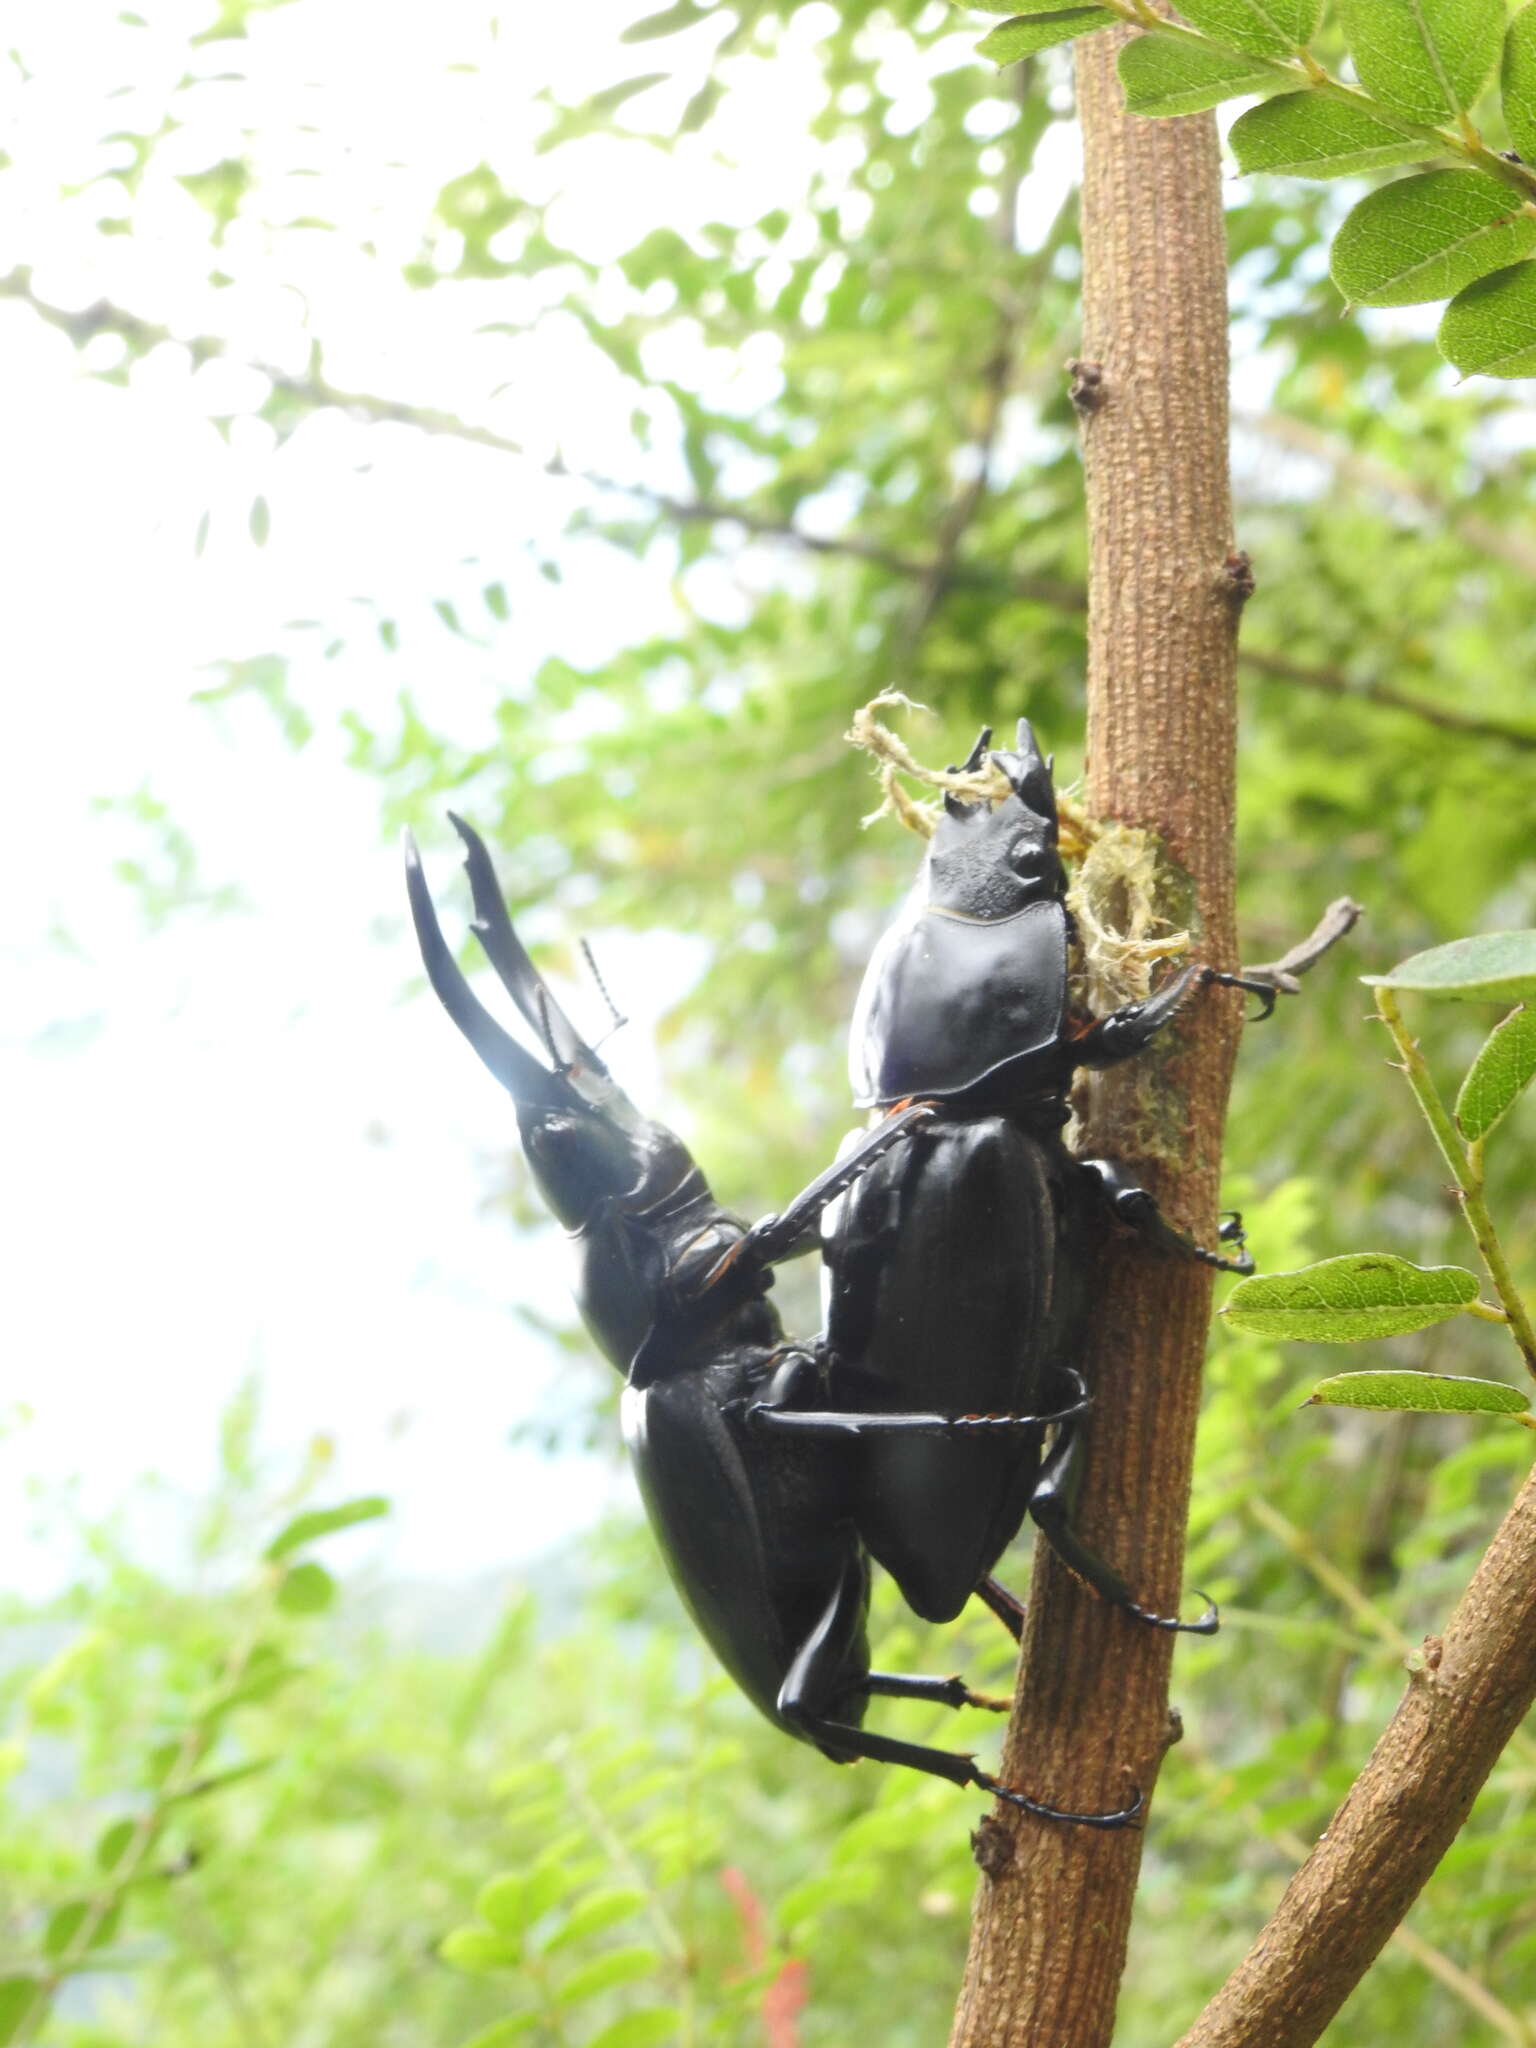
[405,815,1142,1827]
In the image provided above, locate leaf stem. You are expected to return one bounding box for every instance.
[1374,989,1536,1382]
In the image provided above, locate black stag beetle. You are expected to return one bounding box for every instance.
[404,816,1139,1827]
[777,718,1355,1645]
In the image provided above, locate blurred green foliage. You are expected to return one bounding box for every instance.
[6,0,1536,2041]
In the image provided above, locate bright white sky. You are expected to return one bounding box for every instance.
[0,0,1011,1593]
[0,0,1316,1594]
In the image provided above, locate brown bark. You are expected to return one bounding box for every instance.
[1176,1461,1536,2048]
[949,24,1242,2048]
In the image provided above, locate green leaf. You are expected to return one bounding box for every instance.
[1221,1254,1480,1340]
[96,1817,139,1872]
[249,494,270,546]
[1456,1005,1536,1142]
[1177,0,1320,59]
[580,73,670,119]
[276,1560,336,1614]
[0,1977,39,2047]
[165,1757,276,1803]
[1229,92,1426,177]
[265,1495,389,1560]
[439,1926,522,1975]
[43,1900,120,1957]
[1330,171,1536,307]
[586,2011,682,2048]
[1505,4,1536,161]
[1118,31,1279,117]
[460,2020,538,2048]
[1307,1370,1530,1417]
[1363,931,1536,1001]
[483,581,510,622]
[1335,0,1503,124]
[620,3,704,40]
[542,1886,649,1954]
[977,8,1114,63]
[476,1874,527,1935]
[556,1945,661,2005]
[1440,260,1536,377]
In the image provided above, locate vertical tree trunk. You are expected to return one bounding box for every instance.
[949,24,1243,2048]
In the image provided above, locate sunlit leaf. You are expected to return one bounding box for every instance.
[977,8,1113,63]
[439,1925,522,1974]
[0,1978,39,2047]
[1440,261,1536,378]
[1118,31,1278,117]
[1335,0,1503,122]
[586,2010,682,2048]
[1177,0,1321,58]
[265,1495,389,1560]
[541,1887,650,1953]
[1456,1005,1536,1142]
[1229,92,1425,177]
[1363,932,1536,1001]
[556,1945,661,2004]
[1221,1254,1480,1340]
[1505,3,1536,161]
[276,1560,335,1613]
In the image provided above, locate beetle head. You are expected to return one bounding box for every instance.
[926,718,1063,919]
[404,820,701,1238]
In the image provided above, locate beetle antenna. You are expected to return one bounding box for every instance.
[580,938,629,1049]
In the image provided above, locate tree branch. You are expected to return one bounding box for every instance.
[950,23,1242,2044]
[1177,1458,1536,2048]
[6,267,1532,752]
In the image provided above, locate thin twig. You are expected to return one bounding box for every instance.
[1374,988,1536,1381]
[6,268,1534,753]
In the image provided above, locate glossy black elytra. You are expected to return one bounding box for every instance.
[405,815,1138,1828]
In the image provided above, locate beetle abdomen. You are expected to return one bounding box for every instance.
[826,1117,1070,1622]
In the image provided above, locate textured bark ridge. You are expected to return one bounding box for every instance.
[949,24,1242,2048]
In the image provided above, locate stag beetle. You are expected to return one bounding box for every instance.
[789,719,1349,1640]
[405,817,1141,1827]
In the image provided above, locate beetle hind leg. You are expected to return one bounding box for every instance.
[781,1564,1141,1827]
[1027,1415,1219,1636]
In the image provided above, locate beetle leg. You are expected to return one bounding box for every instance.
[701,1099,940,1291]
[974,1576,1028,1644]
[1028,1414,1220,1636]
[858,1672,1011,1714]
[779,1567,1141,1828]
[1078,1158,1255,1275]
[745,1368,1091,1438]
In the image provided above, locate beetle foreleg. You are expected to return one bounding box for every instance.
[700,1099,940,1292]
[1078,1158,1255,1275]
